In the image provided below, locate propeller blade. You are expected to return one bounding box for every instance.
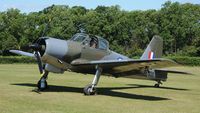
[9,50,35,57]
[21,43,42,51]
[29,44,42,51]
[34,51,43,74]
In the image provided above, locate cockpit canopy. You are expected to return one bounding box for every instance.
[71,33,109,50]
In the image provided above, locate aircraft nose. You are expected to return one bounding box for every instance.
[42,38,69,59]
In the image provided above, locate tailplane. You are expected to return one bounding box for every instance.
[140,35,163,60]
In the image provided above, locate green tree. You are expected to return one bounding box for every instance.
[0,2,200,57]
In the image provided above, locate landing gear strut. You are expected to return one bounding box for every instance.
[154,80,162,88]
[37,71,49,91]
[84,66,102,95]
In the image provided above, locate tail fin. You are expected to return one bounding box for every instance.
[140,35,163,60]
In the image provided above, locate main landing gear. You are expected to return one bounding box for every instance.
[37,71,49,91]
[154,80,162,88]
[83,66,102,95]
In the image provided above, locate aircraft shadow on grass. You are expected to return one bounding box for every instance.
[127,84,189,91]
[9,83,181,101]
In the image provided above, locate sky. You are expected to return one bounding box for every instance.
[0,0,199,13]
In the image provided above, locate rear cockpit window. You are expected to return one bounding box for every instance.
[71,33,87,42]
[98,38,109,50]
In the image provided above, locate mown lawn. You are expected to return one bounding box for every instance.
[0,64,199,113]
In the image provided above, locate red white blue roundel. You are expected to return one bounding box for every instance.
[148,51,154,60]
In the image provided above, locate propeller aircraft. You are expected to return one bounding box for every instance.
[9,33,188,95]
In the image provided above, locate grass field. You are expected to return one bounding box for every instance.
[0,64,200,113]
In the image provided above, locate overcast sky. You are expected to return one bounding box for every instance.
[0,0,199,13]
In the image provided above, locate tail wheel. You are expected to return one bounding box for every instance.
[83,84,96,95]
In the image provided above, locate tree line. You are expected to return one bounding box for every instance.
[0,1,200,57]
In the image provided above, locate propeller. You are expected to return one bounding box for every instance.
[21,43,42,51]
[34,51,43,74]
[30,41,45,74]
[30,44,41,50]
[19,40,46,74]
[11,22,49,75]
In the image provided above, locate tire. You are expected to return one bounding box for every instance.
[37,79,48,91]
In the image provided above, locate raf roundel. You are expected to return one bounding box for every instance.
[117,57,123,61]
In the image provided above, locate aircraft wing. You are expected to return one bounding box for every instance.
[71,58,179,73]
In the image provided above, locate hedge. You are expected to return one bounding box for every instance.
[166,56,200,66]
[0,56,200,66]
[0,56,36,64]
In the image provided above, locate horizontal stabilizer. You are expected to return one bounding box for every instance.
[155,69,192,75]
[9,50,34,57]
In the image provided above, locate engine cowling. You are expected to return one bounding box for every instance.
[38,37,82,62]
[34,37,81,73]
[39,37,68,59]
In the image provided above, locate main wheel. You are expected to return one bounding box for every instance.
[154,83,160,88]
[37,78,48,91]
[83,84,96,95]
